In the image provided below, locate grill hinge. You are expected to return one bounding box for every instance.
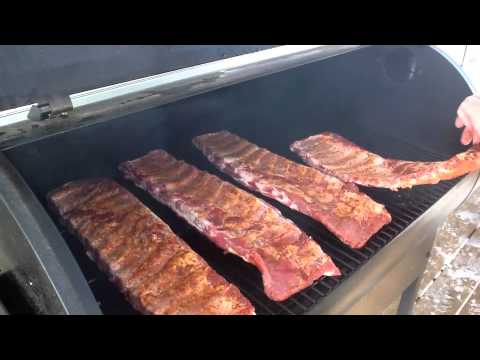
[27,95,73,122]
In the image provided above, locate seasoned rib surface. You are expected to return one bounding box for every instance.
[193,131,391,249]
[48,178,255,315]
[291,132,480,190]
[119,150,340,301]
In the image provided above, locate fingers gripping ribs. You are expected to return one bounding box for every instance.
[291,132,480,190]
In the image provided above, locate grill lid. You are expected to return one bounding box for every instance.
[0,45,277,112]
[0,46,364,150]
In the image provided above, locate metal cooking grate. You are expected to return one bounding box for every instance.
[221,179,460,315]
[276,180,459,314]
[4,126,464,315]
[18,154,465,315]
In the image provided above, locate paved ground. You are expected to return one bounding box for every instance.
[382,187,480,315]
[413,188,480,314]
[383,46,480,315]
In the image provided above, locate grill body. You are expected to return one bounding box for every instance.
[0,45,476,314]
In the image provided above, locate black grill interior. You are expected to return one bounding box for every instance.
[3,46,471,314]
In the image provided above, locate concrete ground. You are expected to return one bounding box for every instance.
[383,46,480,315]
[413,188,480,314]
[382,187,480,315]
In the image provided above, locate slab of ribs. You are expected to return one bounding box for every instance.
[119,150,340,301]
[48,178,255,315]
[193,131,391,249]
[290,132,480,191]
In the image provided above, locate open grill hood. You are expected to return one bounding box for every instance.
[0,45,476,314]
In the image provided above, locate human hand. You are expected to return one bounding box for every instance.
[455,95,480,145]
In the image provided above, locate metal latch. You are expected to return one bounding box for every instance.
[27,95,73,122]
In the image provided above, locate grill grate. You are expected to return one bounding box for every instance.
[47,174,462,315]
[247,179,460,315]
[46,177,465,314]
[4,122,464,315]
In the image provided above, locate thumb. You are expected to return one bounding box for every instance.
[455,116,465,128]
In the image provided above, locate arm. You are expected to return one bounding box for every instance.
[455,95,480,145]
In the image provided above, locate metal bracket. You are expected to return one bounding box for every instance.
[27,95,73,122]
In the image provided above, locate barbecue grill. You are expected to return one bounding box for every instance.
[0,45,476,315]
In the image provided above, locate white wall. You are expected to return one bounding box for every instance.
[436,45,467,66]
[436,45,480,91]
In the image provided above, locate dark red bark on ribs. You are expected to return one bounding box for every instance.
[119,150,340,301]
[48,178,255,315]
[291,132,480,190]
[193,131,391,249]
